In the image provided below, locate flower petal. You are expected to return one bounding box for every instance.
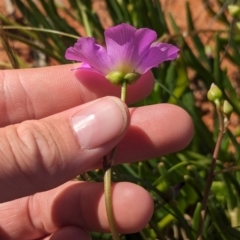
[79,62,100,72]
[65,37,111,74]
[104,23,136,70]
[136,43,179,73]
[105,23,158,72]
[131,28,157,60]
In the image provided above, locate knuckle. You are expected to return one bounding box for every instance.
[15,120,63,175]
[0,119,69,194]
[0,71,35,126]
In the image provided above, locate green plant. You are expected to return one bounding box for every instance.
[1,0,240,239]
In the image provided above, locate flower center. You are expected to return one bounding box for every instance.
[106,62,140,85]
[116,62,135,75]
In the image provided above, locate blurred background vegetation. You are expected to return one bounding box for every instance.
[0,0,240,239]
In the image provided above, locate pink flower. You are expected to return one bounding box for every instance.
[65,23,179,84]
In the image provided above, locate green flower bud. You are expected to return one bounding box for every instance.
[156,179,169,193]
[105,71,125,85]
[228,5,240,17]
[205,45,212,57]
[124,72,141,84]
[222,100,233,117]
[158,162,168,176]
[207,83,222,102]
[236,22,240,30]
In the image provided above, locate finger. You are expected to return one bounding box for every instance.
[0,97,129,202]
[44,226,91,240]
[119,103,194,161]
[0,99,192,202]
[0,181,153,239]
[93,103,194,168]
[0,64,154,126]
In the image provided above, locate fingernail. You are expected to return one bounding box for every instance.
[71,97,127,149]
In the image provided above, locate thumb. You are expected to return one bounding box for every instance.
[0,96,129,202]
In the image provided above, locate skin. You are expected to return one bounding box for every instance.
[0,64,194,239]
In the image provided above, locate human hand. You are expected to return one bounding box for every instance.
[0,64,193,239]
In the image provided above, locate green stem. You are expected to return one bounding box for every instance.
[121,81,127,102]
[104,167,120,240]
[196,104,226,240]
[104,81,127,240]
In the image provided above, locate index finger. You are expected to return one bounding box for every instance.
[0,64,154,127]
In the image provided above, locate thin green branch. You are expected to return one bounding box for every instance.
[2,26,79,39]
[214,166,240,176]
[196,104,226,240]
[3,31,63,62]
[0,24,19,69]
[158,28,229,42]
